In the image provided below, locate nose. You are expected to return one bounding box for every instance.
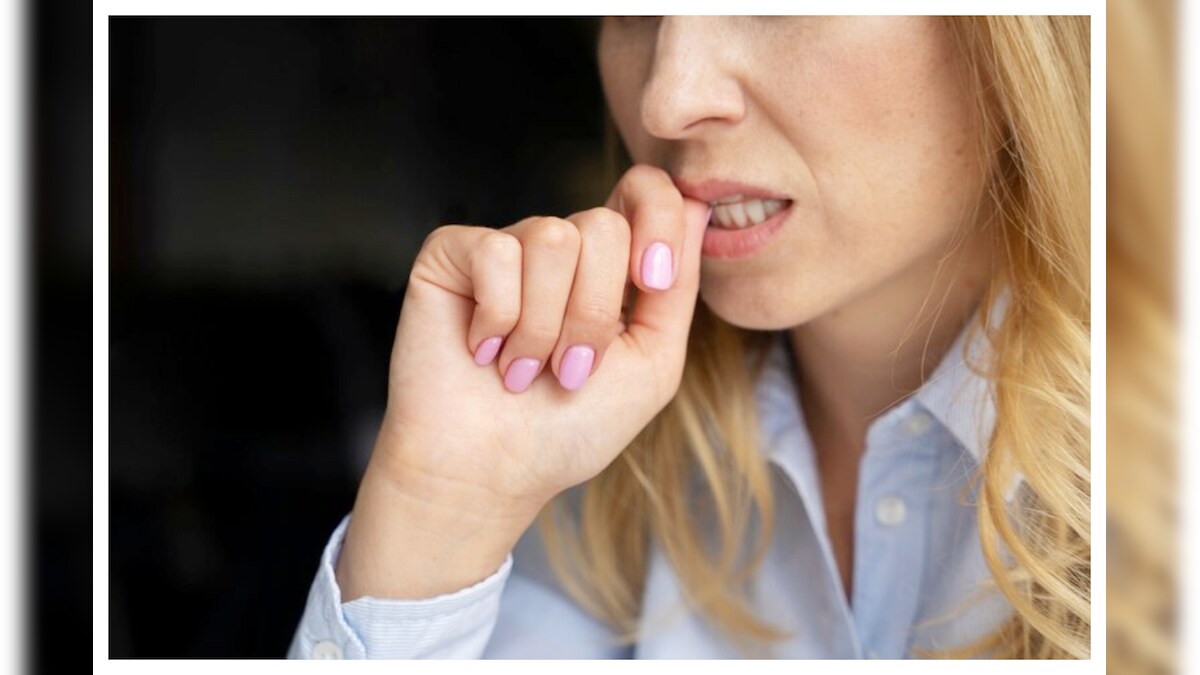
[639,17,746,140]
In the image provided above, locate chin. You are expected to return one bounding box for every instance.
[698,282,818,332]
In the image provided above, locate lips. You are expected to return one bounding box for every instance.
[674,177,794,259]
[674,178,793,205]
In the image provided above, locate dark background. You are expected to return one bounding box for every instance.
[32,1,97,672]
[106,17,610,658]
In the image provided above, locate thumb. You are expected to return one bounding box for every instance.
[626,197,711,350]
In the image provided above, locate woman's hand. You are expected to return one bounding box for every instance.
[336,165,710,601]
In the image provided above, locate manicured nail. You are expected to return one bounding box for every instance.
[503,358,541,393]
[473,336,503,366]
[558,345,595,392]
[641,242,674,291]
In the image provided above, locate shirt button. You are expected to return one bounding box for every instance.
[904,411,934,436]
[312,640,343,659]
[875,496,907,526]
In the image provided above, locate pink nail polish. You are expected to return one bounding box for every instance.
[473,336,503,366]
[558,345,595,391]
[503,358,540,393]
[641,242,673,290]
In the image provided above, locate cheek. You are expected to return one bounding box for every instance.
[701,20,986,329]
[802,20,983,260]
[842,23,980,220]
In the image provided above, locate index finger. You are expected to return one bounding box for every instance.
[605,164,687,293]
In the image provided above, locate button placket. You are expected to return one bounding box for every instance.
[853,405,938,659]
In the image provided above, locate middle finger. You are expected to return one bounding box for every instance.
[496,216,582,393]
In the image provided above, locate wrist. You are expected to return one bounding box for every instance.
[369,416,554,522]
[335,450,543,602]
[369,423,551,523]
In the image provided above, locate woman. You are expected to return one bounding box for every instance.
[288,16,1089,659]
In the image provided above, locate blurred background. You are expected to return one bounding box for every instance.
[106,16,609,659]
[1106,1,1181,673]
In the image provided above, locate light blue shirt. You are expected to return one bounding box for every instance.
[288,316,1015,658]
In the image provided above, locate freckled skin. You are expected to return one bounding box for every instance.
[598,16,998,600]
[598,16,991,331]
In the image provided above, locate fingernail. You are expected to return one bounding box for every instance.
[558,345,595,392]
[641,242,674,290]
[503,357,541,393]
[473,336,503,366]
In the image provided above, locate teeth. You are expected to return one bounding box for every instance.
[709,198,789,229]
[728,202,748,227]
[744,199,765,223]
[712,204,731,226]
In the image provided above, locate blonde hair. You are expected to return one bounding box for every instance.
[1105,0,1177,672]
[537,16,1091,658]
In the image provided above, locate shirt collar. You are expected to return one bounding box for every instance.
[753,296,1006,469]
[910,311,997,466]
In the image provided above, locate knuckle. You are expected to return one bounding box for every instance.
[506,215,543,231]
[478,230,522,264]
[419,224,459,252]
[526,217,581,252]
[575,208,631,244]
[625,163,673,188]
[625,166,682,204]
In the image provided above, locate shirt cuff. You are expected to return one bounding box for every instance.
[288,513,514,659]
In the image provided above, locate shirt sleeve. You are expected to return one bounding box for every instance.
[287,511,632,659]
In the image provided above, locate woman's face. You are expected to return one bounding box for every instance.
[598,17,991,330]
